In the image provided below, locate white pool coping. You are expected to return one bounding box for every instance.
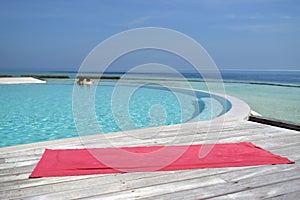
[0,77,46,84]
[210,92,251,122]
[169,86,251,124]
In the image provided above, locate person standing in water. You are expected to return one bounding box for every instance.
[77,77,84,85]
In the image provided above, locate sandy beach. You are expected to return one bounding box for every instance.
[0,77,46,84]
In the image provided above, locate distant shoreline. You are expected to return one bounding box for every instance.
[0,70,299,87]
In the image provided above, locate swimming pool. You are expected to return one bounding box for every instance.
[0,81,233,147]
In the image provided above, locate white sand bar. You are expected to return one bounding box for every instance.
[0,77,46,84]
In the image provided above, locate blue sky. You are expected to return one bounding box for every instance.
[0,0,299,71]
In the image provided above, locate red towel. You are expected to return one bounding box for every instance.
[29,142,293,178]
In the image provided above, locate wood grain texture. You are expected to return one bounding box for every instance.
[0,121,299,200]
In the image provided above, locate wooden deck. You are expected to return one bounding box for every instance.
[0,121,299,199]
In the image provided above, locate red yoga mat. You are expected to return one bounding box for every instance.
[29,142,293,178]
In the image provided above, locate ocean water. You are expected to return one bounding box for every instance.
[223,83,299,123]
[187,70,300,85]
[181,70,300,123]
[217,70,300,123]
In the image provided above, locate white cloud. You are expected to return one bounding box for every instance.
[228,23,289,32]
[280,15,292,20]
[225,13,296,21]
[123,16,152,27]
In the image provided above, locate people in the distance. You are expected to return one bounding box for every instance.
[84,78,94,85]
[77,77,84,85]
[77,77,94,85]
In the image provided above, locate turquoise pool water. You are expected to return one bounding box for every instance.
[0,81,231,147]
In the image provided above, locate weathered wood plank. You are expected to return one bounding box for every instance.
[22,176,226,200]
[221,178,300,199]
[1,170,228,199]
[137,168,300,200]
[264,190,300,200]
